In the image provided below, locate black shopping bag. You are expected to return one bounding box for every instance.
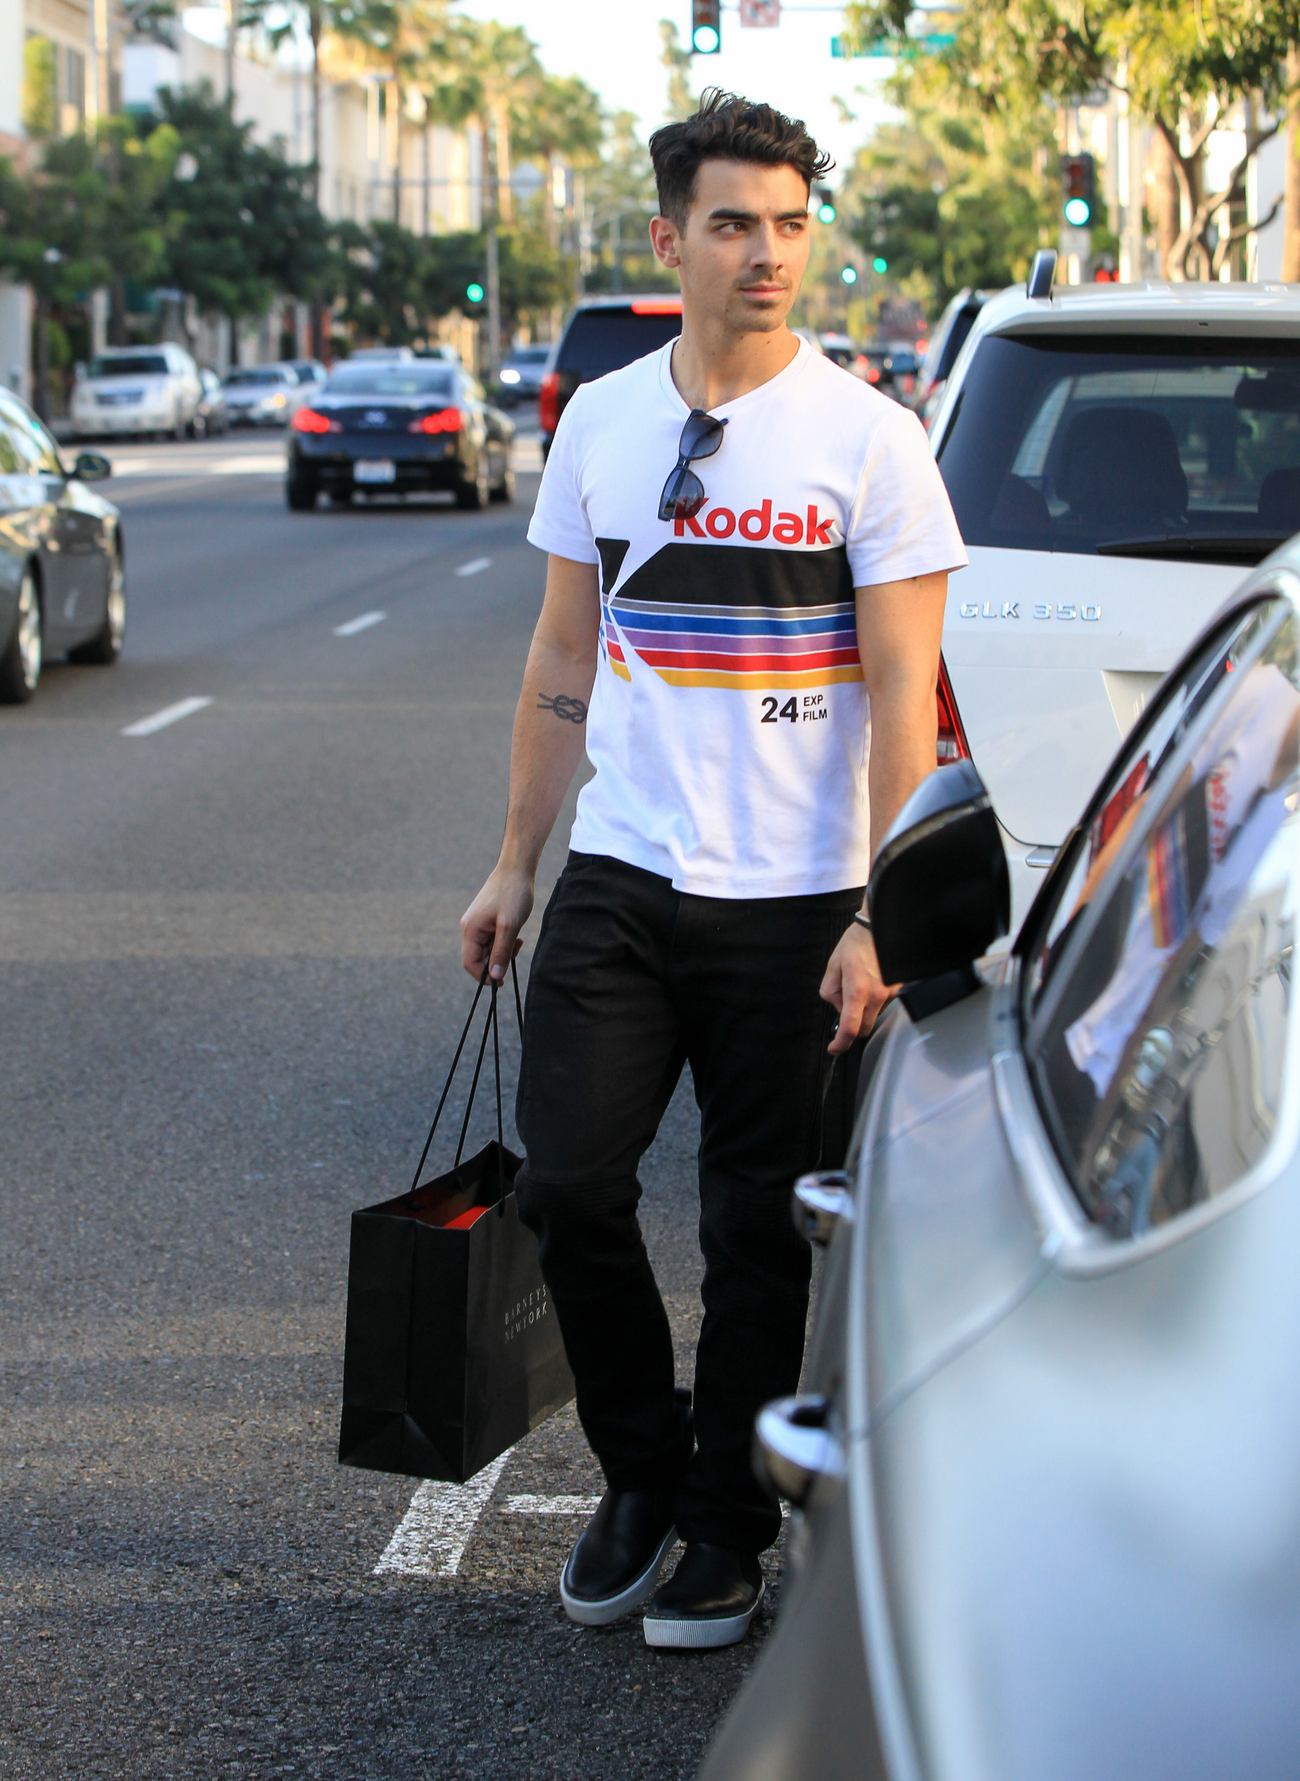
[338,966,574,1483]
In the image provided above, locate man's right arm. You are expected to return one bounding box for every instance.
[459,552,601,981]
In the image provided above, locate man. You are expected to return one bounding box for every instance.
[460,88,966,1650]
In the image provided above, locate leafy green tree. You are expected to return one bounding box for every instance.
[846,53,1056,309]
[845,0,1300,277]
[151,84,331,359]
[22,37,58,140]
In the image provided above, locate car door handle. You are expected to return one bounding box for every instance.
[753,1395,845,1506]
[792,1170,854,1246]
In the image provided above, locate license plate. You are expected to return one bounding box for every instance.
[354,459,396,485]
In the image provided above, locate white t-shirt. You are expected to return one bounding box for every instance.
[527,336,967,897]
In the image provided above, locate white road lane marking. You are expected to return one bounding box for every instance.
[333,610,386,637]
[374,1449,514,1578]
[121,696,213,737]
[501,1495,602,1515]
[455,557,492,577]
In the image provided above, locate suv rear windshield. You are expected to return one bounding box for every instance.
[88,354,168,379]
[556,307,682,378]
[938,335,1300,565]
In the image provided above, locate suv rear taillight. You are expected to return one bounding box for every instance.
[936,656,970,764]
[539,371,560,436]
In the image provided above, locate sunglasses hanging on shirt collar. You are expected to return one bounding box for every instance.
[658,408,728,523]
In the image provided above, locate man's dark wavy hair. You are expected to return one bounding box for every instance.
[649,88,834,230]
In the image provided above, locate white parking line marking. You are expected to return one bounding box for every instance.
[374,1449,513,1578]
[455,557,492,578]
[502,1495,602,1515]
[121,696,213,737]
[333,611,386,637]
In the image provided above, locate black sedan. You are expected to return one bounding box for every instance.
[0,385,124,705]
[285,362,515,512]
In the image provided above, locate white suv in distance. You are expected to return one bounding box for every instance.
[70,343,201,440]
[931,261,1300,925]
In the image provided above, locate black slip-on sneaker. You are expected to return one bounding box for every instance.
[642,1542,764,1650]
[559,1486,678,1627]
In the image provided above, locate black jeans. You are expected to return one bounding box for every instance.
[514,852,862,1554]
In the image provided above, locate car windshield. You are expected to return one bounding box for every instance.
[505,347,549,366]
[225,368,288,386]
[938,335,1300,565]
[557,308,681,377]
[88,354,168,379]
[324,367,456,398]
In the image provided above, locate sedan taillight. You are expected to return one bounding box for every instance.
[409,407,462,435]
[539,370,560,436]
[293,407,339,434]
[936,655,970,765]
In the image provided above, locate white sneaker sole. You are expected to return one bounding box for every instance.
[643,1580,764,1649]
[559,1525,678,1627]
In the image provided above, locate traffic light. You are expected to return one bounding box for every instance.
[815,187,837,225]
[840,265,859,286]
[871,255,888,275]
[691,0,720,54]
[465,281,485,305]
[1060,152,1095,228]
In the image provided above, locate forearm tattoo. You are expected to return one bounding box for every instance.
[538,692,588,724]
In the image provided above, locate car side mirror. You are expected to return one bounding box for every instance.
[868,758,1010,1019]
[72,450,111,482]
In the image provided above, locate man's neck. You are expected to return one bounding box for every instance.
[669,322,801,413]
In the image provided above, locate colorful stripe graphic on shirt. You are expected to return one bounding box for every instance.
[594,536,861,691]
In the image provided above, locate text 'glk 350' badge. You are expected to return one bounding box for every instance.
[958,601,1102,621]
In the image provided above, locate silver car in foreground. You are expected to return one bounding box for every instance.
[703,544,1300,1780]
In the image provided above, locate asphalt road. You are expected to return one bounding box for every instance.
[0,429,783,1780]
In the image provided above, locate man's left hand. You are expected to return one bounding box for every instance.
[820,924,897,1055]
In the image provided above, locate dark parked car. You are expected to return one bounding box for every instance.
[539,294,683,457]
[0,386,125,704]
[702,544,1300,1781]
[912,287,993,427]
[285,361,515,511]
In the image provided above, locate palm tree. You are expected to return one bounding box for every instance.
[516,72,603,253]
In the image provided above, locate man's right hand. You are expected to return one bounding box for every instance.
[459,866,535,983]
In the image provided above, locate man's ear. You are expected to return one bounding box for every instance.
[649,215,682,270]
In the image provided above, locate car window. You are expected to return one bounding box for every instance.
[87,353,169,378]
[224,368,287,386]
[323,366,456,398]
[557,307,682,377]
[0,417,21,476]
[1024,594,1300,1238]
[938,335,1300,565]
[0,398,62,475]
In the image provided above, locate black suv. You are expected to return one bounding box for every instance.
[539,294,683,458]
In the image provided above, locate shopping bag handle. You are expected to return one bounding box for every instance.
[407,957,524,1203]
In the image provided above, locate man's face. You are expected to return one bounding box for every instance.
[657,158,811,336]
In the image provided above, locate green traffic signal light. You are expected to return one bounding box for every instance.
[818,200,836,224]
[872,256,888,274]
[1060,153,1095,228]
[466,282,485,304]
[691,1,721,53]
[840,266,859,286]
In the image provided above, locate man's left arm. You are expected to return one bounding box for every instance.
[821,569,949,1054]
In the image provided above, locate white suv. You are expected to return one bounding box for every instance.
[930,258,1300,925]
[71,343,201,441]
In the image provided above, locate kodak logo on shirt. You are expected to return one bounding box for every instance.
[674,500,835,547]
